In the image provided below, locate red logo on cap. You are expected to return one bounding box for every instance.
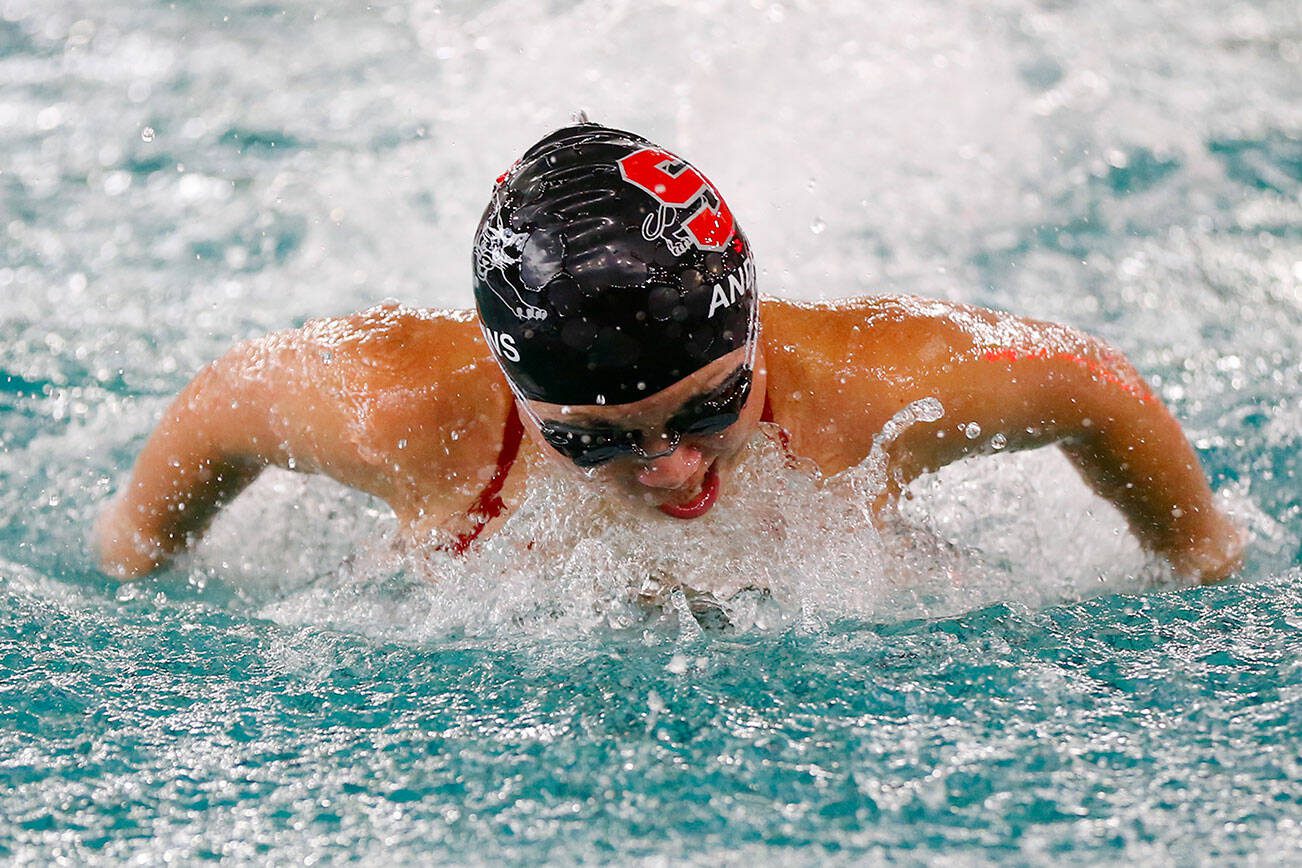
[617,148,735,252]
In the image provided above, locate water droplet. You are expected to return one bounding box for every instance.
[140,126,155,143]
[809,217,826,235]
[990,432,1007,450]
[963,422,982,439]
[913,397,944,423]
[645,689,665,731]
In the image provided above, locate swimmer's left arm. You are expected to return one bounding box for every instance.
[768,299,1244,583]
[886,310,1243,583]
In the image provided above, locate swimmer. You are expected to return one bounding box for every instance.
[95,123,1245,583]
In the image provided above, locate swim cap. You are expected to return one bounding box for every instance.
[473,123,758,406]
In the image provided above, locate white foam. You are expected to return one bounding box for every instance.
[246,395,1192,641]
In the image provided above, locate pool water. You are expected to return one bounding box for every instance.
[2,0,1299,862]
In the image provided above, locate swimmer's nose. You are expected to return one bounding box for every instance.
[637,445,703,489]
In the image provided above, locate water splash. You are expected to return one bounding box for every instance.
[247,393,1194,641]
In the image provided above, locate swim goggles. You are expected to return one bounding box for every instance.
[534,365,753,467]
[506,297,761,468]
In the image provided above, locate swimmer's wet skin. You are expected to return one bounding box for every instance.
[95,123,1244,585]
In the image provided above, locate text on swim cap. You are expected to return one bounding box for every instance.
[483,327,521,362]
[617,148,736,253]
[708,257,756,319]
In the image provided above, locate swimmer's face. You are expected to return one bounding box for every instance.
[519,346,767,516]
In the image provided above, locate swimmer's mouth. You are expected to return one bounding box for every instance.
[657,464,720,520]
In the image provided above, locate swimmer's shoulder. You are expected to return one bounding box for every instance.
[293,301,519,518]
[758,294,989,474]
[293,301,497,389]
[763,294,917,378]
[760,293,1010,378]
[761,293,992,349]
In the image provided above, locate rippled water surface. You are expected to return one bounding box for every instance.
[2,0,1299,862]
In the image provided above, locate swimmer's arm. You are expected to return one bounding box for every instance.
[887,319,1243,583]
[94,332,372,579]
[96,310,514,579]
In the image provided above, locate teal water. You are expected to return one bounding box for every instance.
[3,574,1299,862]
[2,0,1300,862]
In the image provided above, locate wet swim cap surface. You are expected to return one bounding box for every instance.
[473,123,757,406]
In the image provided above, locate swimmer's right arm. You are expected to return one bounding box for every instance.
[94,332,356,578]
[95,307,513,579]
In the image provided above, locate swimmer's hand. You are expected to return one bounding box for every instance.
[93,356,267,579]
[95,486,237,580]
[95,498,163,580]
[1154,509,1247,585]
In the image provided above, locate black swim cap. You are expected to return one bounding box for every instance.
[473,123,758,406]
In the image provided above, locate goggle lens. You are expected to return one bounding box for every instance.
[538,367,752,467]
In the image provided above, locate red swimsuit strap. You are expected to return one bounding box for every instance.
[448,402,524,555]
[759,387,797,463]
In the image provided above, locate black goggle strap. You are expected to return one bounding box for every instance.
[666,366,752,434]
